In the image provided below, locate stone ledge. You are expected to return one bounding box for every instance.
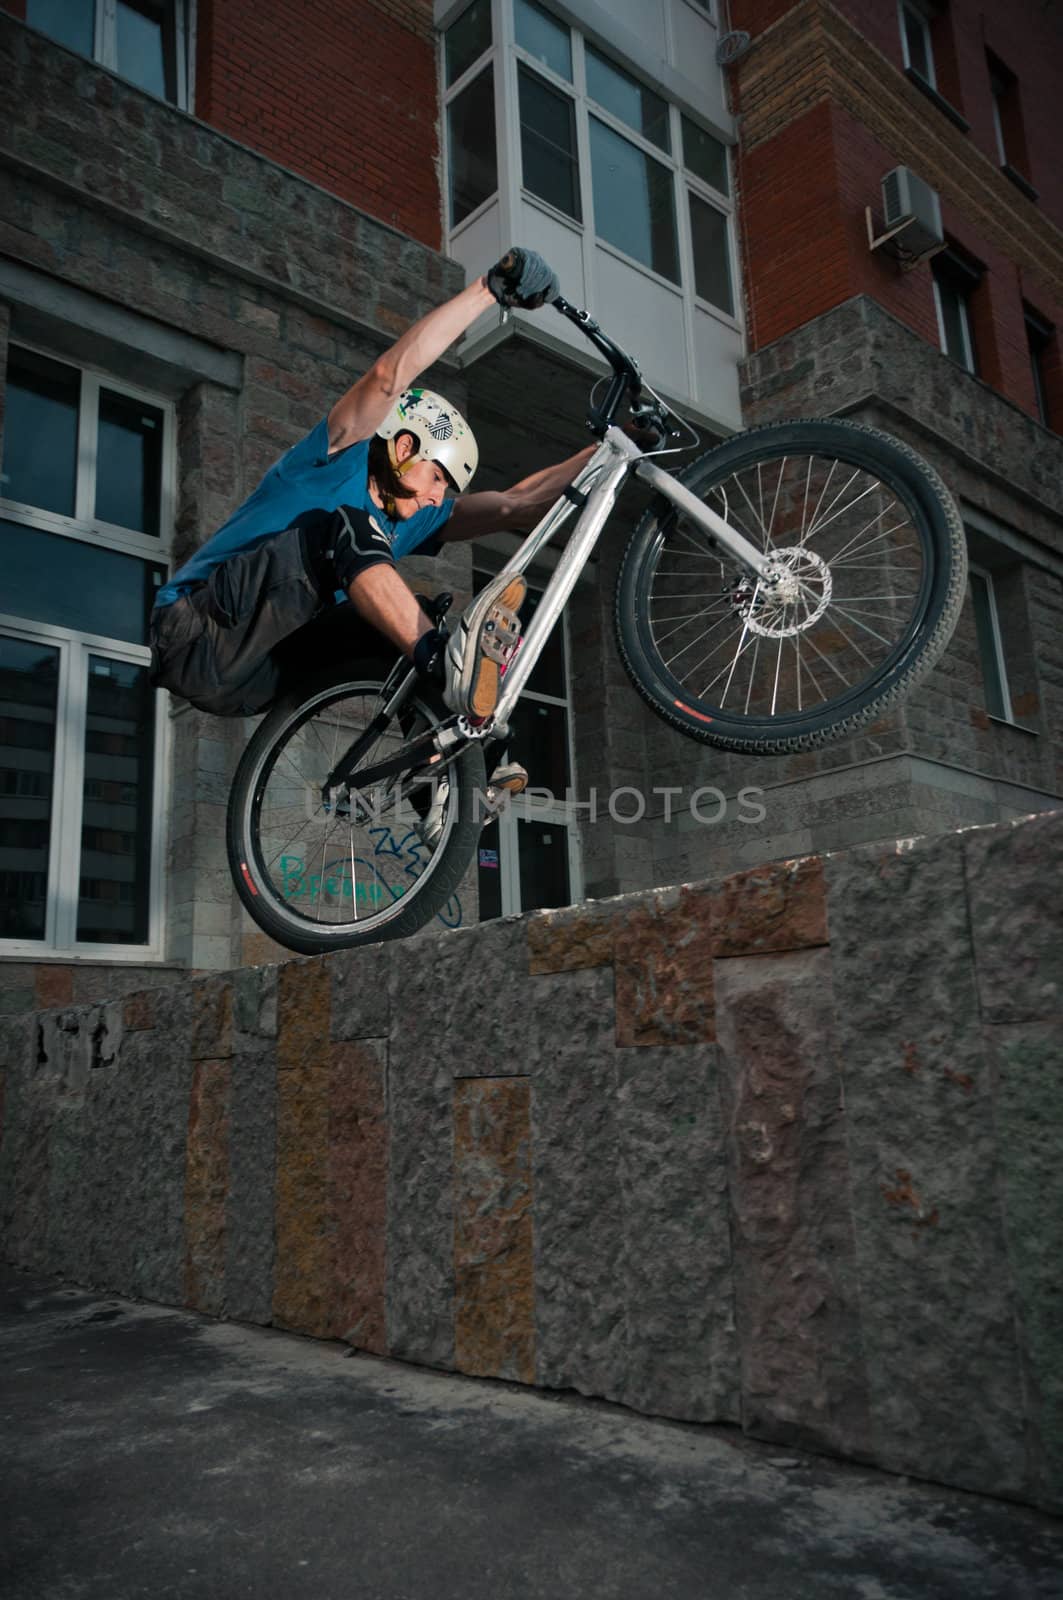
[1,810,1060,1514]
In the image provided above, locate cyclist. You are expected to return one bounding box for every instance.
[149,248,592,803]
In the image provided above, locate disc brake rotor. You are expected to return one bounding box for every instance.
[734,546,833,639]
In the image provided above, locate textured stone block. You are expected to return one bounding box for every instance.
[985,1022,1063,1511]
[826,832,1028,1497]
[533,967,629,1403]
[454,1076,534,1384]
[34,966,73,1011]
[330,945,391,1041]
[614,885,715,1047]
[123,990,157,1031]
[328,1039,388,1353]
[615,1043,739,1422]
[714,856,828,957]
[190,976,233,1060]
[273,961,331,1336]
[715,948,870,1455]
[225,1045,277,1326]
[964,810,1063,1024]
[527,903,617,975]
[232,965,278,1044]
[183,1058,231,1317]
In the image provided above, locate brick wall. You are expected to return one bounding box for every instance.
[194,0,443,248]
[728,1,1063,427]
[2,813,1061,1511]
[0,0,444,249]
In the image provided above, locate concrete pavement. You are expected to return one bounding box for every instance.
[1,1267,1060,1600]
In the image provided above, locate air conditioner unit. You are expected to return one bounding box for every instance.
[879,166,944,256]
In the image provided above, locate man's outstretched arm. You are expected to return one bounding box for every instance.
[441,446,596,542]
[327,249,561,455]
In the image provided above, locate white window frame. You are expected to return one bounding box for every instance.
[441,0,739,333]
[967,564,1014,726]
[898,0,936,87]
[25,0,194,110]
[0,615,170,960]
[0,344,177,564]
[932,270,976,373]
[0,343,176,959]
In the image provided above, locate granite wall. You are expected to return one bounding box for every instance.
[1,811,1060,1513]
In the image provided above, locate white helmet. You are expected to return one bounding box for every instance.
[376,387,479,493]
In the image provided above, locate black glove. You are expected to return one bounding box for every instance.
[486,247,560,310]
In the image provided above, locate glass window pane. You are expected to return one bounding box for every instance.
[26,0,95,57]
[936,280,972,371]
[515,0,571,81]
[586,45,670,152]
[1,521,164,645]
[447,68,498,226]
[518,66,580,220]
[96,388,164,536]
[682,115,729,195]
[116,0,172,101]
[902,6,932,81]
[476,816,503,922]
[77,657,155,944]
[517,817,570,913]
[689,193,734,315]
[969,573,1007,719]
[0,636,60,941]
[445,0,491,86]
[1,348,79,518]
[506,698,570,796]
[590,117,678,282]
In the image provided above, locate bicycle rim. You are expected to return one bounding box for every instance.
[236,674,465,944]
[626,427,960,748]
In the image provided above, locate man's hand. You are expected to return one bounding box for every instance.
[486,248,560,310]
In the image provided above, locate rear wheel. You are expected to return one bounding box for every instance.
[226,660,486,954]
[615,419,966,754]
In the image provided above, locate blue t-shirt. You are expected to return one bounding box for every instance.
[155,418,454,606]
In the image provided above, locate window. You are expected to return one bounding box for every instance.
[0,345,172,955]
[899,1,935,86]
[24,0,191,108]
[519,64,581,221]
[968,566,1011,722]
[443,3,736,322]
[987,51,1035,197]
[1025,308,1053,428]
[448,67,498,225]
[472,566,581,920]
[932,253,978,374]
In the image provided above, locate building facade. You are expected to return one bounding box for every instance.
[0,0,1060,1010]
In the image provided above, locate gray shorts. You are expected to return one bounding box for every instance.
[149,517,394,717]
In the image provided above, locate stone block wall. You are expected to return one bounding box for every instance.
[1,811,1060,1513]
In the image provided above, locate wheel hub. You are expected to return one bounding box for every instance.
[734,547,833,638]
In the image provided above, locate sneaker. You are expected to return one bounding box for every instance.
[444,575,526,721]
[417,760,529,851]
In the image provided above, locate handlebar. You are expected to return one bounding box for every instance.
[552,295,645,436]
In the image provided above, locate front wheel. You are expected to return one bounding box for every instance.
[226,660,486,954]
[615,418,967,754]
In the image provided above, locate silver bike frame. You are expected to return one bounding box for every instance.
[488,426,772,731]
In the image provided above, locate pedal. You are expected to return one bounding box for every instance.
[480,603,522,667]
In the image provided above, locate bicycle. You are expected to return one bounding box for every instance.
[226,295,967,955]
